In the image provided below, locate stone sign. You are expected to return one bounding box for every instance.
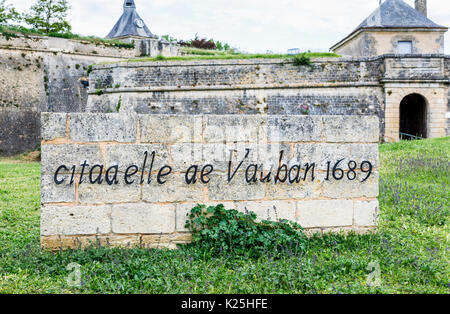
[40,113,379,250]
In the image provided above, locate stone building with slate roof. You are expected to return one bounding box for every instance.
[328,0,450,141]
[331,0,448,56]
[106,0,178,57]
[107,0,156,40]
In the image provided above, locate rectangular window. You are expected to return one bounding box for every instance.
[398,41,413,54]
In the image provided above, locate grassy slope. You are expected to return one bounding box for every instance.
[119,51,339,64]
[0,138,448,294]
[103,47,339,64]
[0,25,134,49]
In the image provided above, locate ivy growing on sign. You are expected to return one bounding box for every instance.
[185,204,308,258]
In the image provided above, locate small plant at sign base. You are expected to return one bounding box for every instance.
[185,204,308,258]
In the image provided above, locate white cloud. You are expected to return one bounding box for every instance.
[10,0,450,53]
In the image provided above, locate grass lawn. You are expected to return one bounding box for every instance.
[0,138,448,294]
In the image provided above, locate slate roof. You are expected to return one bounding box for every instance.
[355,0,446,30]
[331,0,447,50]
[106,0,156,39]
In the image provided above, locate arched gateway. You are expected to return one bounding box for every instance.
[400,94,428,139]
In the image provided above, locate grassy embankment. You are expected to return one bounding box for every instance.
[120,47,339,63]
[0,25,134,49]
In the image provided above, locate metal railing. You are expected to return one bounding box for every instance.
[399,132,424,141]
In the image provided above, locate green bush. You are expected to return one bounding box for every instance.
[185,204,308,258]
[291,53,312,67]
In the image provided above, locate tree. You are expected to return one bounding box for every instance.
[0,0,20,25]
[24,0,71,34]
[161,34,178,43]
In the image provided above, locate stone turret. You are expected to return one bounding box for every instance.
[106,0,179,58]
[415,0,427,17]
[106,0,155,40]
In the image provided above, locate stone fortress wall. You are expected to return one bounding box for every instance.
[0,34,178,155]
[0,34,133,155]
[88,54,450,142]
[87,58,386,138]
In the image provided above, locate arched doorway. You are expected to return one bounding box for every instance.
[400,94,428,139]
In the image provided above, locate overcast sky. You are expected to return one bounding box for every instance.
[12,0,450,53]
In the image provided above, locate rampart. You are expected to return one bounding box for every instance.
[0,33,177,155]
[86,54,450,142]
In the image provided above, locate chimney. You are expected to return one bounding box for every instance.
[415,0,427,17]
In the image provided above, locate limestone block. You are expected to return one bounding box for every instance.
[322,172,379,198]
[323,116,379,143]
[105,144,169,172]
[321,226,376,235]
[102,235,141,248]
[265,178,322,200]
[40,235,141,250]
[69,113,137,142]
[78,181,141,204]
[41,174,75,204]
[170,233,193,244]
[111,203,175,234]
[293,143,351,170]
[140,234,172,245]
[207,171,265,201]
[257,143,293,172]
[142,173,204,203]
[41,113,66,140]
[354,200,379,226]
[267,116,322,142]
[203,115,266,143]
[140,240,177,250]
[41,205,111,236]
[171,143,216,171]
[296,200,353,228]
[41,144,103,175]
[293,143,378,170]
[349,144,379,168]
[234,200,296,222]
[139,234,175,249]
[171,142,292,173]
[140,233,191,248]
[139,115,202,143]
